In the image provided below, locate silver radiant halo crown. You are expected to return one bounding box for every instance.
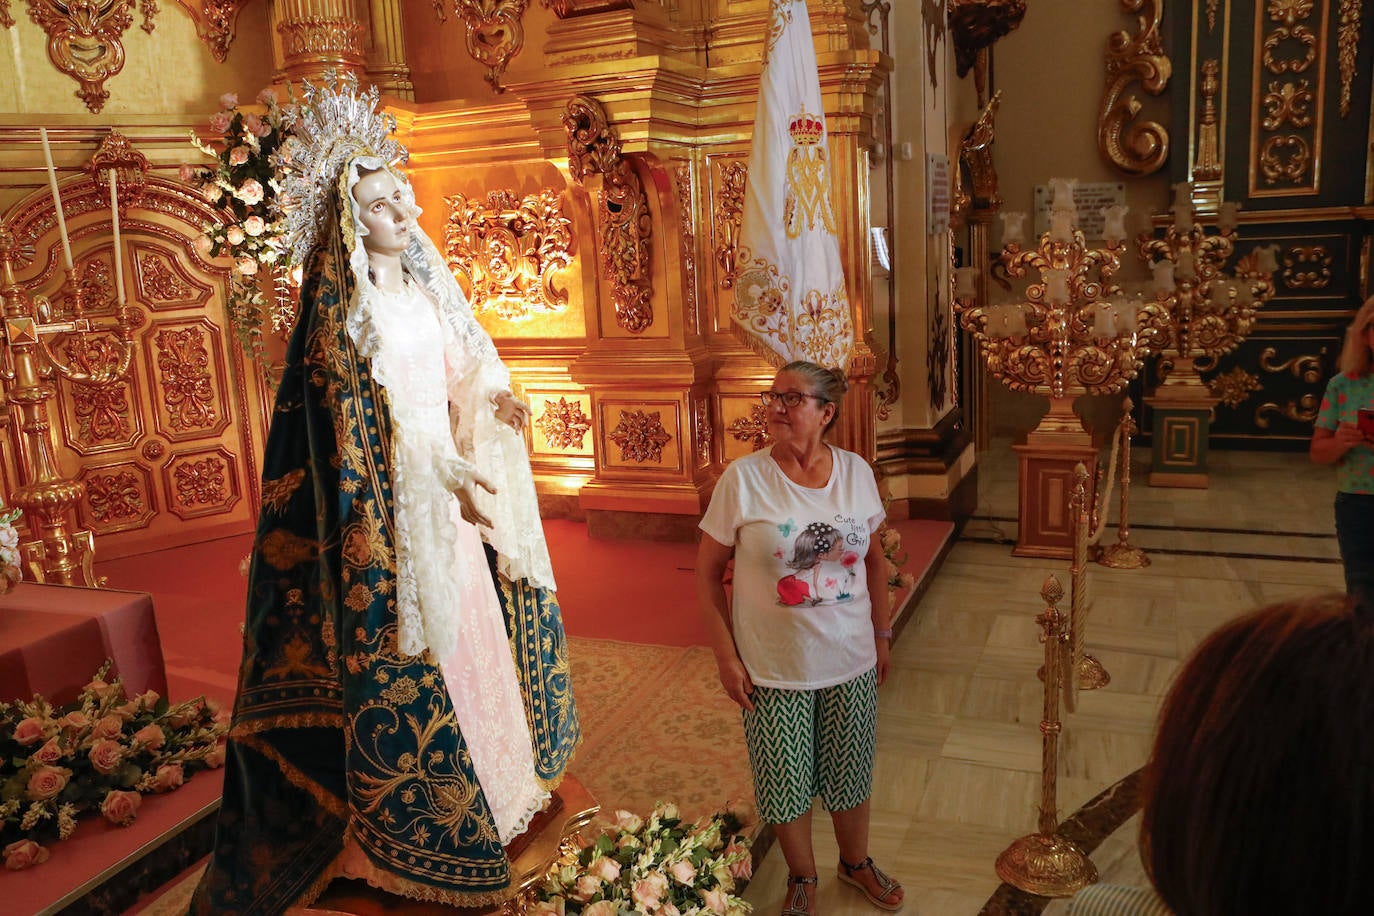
[273,70,407,267]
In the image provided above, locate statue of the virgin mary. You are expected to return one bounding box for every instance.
[191,74,579,913]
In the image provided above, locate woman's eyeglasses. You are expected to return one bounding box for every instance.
[760,391,826,408]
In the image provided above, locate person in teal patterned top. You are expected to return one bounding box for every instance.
[1311,295,1374,601]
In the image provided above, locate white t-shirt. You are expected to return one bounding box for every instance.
[699,446,886,690]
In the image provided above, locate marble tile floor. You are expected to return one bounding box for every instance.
[742,444,1345,916]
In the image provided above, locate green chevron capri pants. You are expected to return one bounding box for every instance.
[741,667,878,824]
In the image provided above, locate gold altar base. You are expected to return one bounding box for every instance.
[1097,541,1150,569]
[1013,436,1099,560]
[296,775,599,915]
[995,831,1098,898]
[1146,380,1219,489]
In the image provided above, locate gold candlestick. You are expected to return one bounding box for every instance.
[0,227,138,586]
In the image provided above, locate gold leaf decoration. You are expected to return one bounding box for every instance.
[443,189,573,322]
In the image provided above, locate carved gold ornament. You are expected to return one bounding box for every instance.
[84,469,146,524]
[1193,60,1222,180]
[432,0,531,93]
[1337,0,1360,116]
[87,130,150,213]
[948,0,1026,79]
[727,403,771,451]
[673,164,700,333]
[693,398,711,464]
[1259,135,1311,184]
[19,0,158,112]
[1207,0,1219,31]
[139,254,192,302]
[155,327,216,431]
[536,398,591,450]
[608,409,671,463]
[1259,346,1325,382]
[1099,0,1170,177]
[443,189,573,322]
[1255,392,1319,427]
[1261,79,1314,129]
[563,94,654,334]
[1208,366,1262,408]
[173,455,228,506]
[61,334,133,442]
[172,0,249,61]
[1279,245,1332,289]
[1262,0,1317,75]
[714,161,747,290]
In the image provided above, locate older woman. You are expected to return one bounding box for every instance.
[1311,295,1374,603]
[697,361,904,915]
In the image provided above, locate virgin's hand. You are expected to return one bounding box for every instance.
[493,391,530,431]
[875,638,891,687]
[455,471,497,528]
[715,653,756,711]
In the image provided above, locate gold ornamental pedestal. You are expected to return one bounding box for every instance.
[1012,399,1100,559]
[1144,371,1218,489]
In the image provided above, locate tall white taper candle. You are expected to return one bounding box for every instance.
[109,170,125,306]
[40,128,74,271]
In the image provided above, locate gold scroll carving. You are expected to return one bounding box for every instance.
[1255,392,1319,427]
[84,469,147,525]
[432,0,532,93]
[1279,244,1333,289]
[87,130,150,214]
[1259,346,1325,382]
[1099,0,1171,177]
[1337,0,1360,116]
[536,397,591,450]
[155,326,216,432]
[714,160,747,290]
[172,0,250,61]
[443,189,573,322]
[1193,60,1223,180]
[1208,366,1261,408]
[673,163,700,334]
[563,94,654,334]
[20,0,159,112]
[608,408,671,463]
[1251,0,1324,194]
[1207,0,1219,32]
[727,403,770,452]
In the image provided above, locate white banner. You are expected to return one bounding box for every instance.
[732,0,854,371]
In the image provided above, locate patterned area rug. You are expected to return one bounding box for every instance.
[131,636,751,915]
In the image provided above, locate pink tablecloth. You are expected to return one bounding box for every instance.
[0,582,167,705]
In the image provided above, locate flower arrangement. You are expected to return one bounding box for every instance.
[535,804,754,916]
[0,662,229,870]
[0,506,21,595]
[183,89,298,368]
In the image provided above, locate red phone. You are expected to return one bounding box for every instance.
[1359,408,1374,437]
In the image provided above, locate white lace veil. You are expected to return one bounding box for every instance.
[340,157,556,658]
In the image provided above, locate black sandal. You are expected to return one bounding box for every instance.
[837,856,904,911]
[782,874,818,916]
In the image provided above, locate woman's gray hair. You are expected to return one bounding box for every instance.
[780,360,848,433]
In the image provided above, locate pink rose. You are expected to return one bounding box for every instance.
[236,257,259,277]
[133,723,165,750]
[702,887,729,916]
[85,677,118,700]
[12,717,46,746]
[573,874,600,901]
[228,145,251,166]
[100,789,142,826]
[32,738,63,765]
[203,183,223,204]
[89,739,125,774]
[112,701,139,721]
[613,809,644,833]
[631,873,668,911]
[235,179,264,205]
[243,113,271,138]
[225,225,246,246]
[204,742,227,768]
[193,234,215,258]
[58,711,88,731]
[668,858,696,885]
[587,855,620,883]
[256,87,277,107]
[27,765,70,800]
[725,840,752,879]
[208,111,232,133]
[151,763,184,792]
[219,92,238,110]
[3,839,50,871]
[582,902,616,916]
[661,905,681,916]
[243,215,266,236]
[139,690,160,707]
[530,901,565,916]
[93,714,125,739]
[178,163,197,183]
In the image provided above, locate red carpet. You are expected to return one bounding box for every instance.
[93,517,954,689]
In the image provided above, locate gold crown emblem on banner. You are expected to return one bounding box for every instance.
[788,114,824,146]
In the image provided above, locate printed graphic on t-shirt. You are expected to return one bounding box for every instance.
[773,517,866,607]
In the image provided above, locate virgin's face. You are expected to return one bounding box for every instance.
[766,369,834,445]
[351,169,409,257]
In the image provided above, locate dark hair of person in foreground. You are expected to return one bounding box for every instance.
[1140,593,1374,916]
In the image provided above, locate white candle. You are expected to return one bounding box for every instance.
[1219,201,1240,233]
[1049,177,1078,213]
[1050,210,1074,244]
[109,170,125,306]
[1173,203,1194,233]
[1101,204,1129,243]
[954,266,979,299]
[40,128,74,271]
[1000,211,1027,246]
[1152,260,1176,293]
[1045,268,1070,304]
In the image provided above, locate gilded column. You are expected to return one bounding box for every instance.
[273,0,368,85]
[366,0,414,100]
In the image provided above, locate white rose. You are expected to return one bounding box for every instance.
[243,215,266,236]
[225,226,246,246]
[236,257,259,276]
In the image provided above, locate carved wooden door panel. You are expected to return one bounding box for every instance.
[44,232,265,561]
